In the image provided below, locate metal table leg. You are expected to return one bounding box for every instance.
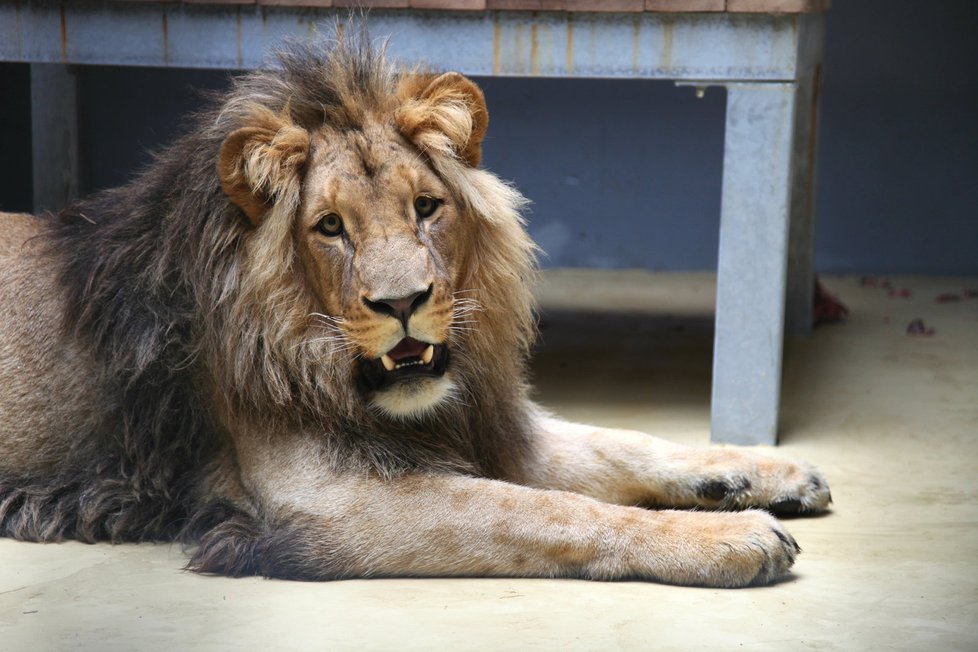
[711,82,797,445]
[30,63,80,213]
[785,16,826,337]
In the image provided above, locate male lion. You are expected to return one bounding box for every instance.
[0,36,830,587]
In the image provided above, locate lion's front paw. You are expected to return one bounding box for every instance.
[764,464,832,515]
[732,511,802,586]
[642,510,801,588]
[693,456,832,515]
[742,459,832,515]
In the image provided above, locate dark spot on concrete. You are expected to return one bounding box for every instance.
[907,318,935,336]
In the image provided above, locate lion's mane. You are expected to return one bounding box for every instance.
[0,34,538,576]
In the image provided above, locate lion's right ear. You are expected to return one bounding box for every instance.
[395,72,489,167]
[218,109,310,225]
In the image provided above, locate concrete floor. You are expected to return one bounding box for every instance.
[2,271,976,651]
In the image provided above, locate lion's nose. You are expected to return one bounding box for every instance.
[362,285,433,329]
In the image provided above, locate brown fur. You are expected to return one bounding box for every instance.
[0,32,830,587]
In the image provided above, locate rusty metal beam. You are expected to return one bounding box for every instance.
[0,4,805,81]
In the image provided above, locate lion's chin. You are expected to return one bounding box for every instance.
[369,374,456,419]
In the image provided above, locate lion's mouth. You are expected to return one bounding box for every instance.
[358,337,449,391]
[380,337,435,371]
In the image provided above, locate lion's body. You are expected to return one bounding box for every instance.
[0,205,221,543]
[0,35,830,587]
[0,214,104,475]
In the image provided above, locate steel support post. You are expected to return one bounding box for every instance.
[30,63,80,213]
[711,82,797,445]
[784,15,826,337]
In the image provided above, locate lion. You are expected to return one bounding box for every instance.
[0,34,830,588]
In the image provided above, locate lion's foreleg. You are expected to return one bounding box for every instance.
[517,414,831,514]
[217,471,799,588]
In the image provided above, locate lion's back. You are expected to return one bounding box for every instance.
[0,212,106,476]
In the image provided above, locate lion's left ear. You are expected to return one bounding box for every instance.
[395,72,489,167]
[218,108,310,225]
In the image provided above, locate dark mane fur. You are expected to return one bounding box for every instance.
[0,33,537,570]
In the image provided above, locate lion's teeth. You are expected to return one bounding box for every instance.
[381,354,396,371]
[421,345,434,364]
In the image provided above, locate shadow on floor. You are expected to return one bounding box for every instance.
[531,308,715,412]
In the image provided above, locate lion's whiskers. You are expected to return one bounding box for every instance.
[449,325,478,337]
[305,336,355,350]
[451,293,483,337]
[308,311,346,325]
[294,313,365,361]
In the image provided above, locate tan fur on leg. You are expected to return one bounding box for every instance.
[518,412,831,514]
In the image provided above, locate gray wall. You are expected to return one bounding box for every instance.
[2,0,976,274]
[479,75,727,271]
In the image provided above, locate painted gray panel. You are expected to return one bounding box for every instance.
[0,5,799,81]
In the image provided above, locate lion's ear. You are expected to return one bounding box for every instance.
[218,110,309,225]
[395,72,488,167]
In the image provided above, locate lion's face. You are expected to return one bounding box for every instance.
[295,121,464,417]
[217,72,503,419]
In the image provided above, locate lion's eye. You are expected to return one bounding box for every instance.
[413,195,439,220]
[316,213,344,237]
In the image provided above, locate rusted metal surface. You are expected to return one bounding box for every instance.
[0,4,804,80]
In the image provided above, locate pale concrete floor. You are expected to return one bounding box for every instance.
[2,271,976,651]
